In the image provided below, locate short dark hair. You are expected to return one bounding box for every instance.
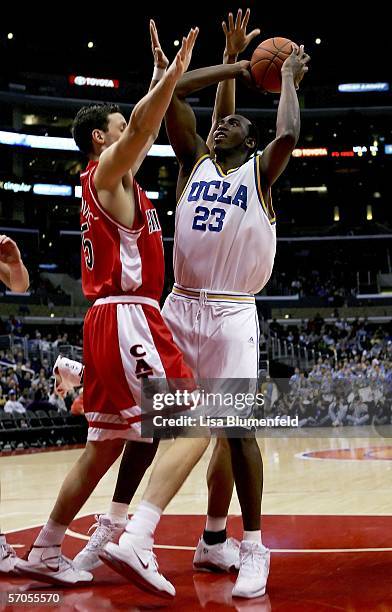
[246,121,259,158]
[72,103,121,155]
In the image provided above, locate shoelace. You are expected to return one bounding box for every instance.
[1,543,17,559]
[86,515,120,550]
[150,551,159,571]
[226,537,240,551]
[240,548,268,577]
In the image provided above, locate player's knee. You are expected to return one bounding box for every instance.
[228,435,259,457]
[84,439,124,466]
[216,436,230,451]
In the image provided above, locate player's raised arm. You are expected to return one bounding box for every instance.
[165,60,249,185]
[131,20,170,177]
[0,235,29,293]
[259,45,310,187]
[206,8,260,152]
[94,25,199,192]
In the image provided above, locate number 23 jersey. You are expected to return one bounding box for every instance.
[174,154,277,294]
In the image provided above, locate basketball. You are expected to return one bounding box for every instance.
[250,37,294,93]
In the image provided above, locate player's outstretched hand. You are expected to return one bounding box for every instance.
[282,44,310,89]
[150,19,169,69]
[167,27,199,81]
[223,8,260,57]
[0,235,22,265]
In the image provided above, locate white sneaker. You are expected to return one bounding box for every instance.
[232,541,270,599]
[14,546,93,586]
[0,536,18,575]
[193,537,240,572]
[99,532,175,598]
[53,356,84,397]
[73,514,126,571]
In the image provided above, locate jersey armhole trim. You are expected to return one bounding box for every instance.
[88,165,145,235]
[176,154,211,207]
[254,156,276,225]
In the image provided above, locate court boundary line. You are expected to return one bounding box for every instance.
[295,447,392,462]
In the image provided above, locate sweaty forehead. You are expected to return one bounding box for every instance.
[224,114,251,128]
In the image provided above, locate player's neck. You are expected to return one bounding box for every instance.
[214,151,247,173]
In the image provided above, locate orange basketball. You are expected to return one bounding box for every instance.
[250,37,294,93]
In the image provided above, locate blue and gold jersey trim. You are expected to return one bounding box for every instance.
[254,155,276,225]
[177,154,211,206]
[211,159,241,178]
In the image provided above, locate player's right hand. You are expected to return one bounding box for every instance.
[167,27,199,81]
[282,44,310,89]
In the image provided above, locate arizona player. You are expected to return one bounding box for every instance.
[0,235,29,575]
[15,22,198,591]
[100,27,310,600]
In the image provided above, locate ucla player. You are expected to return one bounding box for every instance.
[98,16,310,601]
[72,9,261,582]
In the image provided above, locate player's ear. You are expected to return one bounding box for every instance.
[245,136,256,152]
[92,129,105,147]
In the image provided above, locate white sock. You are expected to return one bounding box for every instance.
[125,501,162,547]
[107,502,128,524]
[243,530,262,543]
[33,519,67,549]
[205,516,227,532]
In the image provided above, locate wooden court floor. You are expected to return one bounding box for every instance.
[1,428,392,610]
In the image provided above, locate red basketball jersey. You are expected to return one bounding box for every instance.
[79,161,164,302]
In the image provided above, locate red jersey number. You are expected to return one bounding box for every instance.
[81,222,94,270]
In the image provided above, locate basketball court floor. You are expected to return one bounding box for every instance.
[1,429,391,610]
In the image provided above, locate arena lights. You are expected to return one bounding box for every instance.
[33,184,72,197]
[0,130,78,151]
[385,145,392,155]
[0,130,175,157]
[353,145,378,157]
[0,180,74,197]
[146,191,159,200]
[292,148,328,157]
[0,181,31,193]
[74,186,159,199]
[290,186,327,193]
[338,82,389,92]
[69,75,120,89]
[331,151,354,157]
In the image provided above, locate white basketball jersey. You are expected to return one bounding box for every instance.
[174,154,277,294]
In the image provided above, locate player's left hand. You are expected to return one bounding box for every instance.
[0,235,22,265]
[223,8,260,57]
[282,44,311,89]
[167,27,199,81]
[236,59,259,91]
[150,19,169,69]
